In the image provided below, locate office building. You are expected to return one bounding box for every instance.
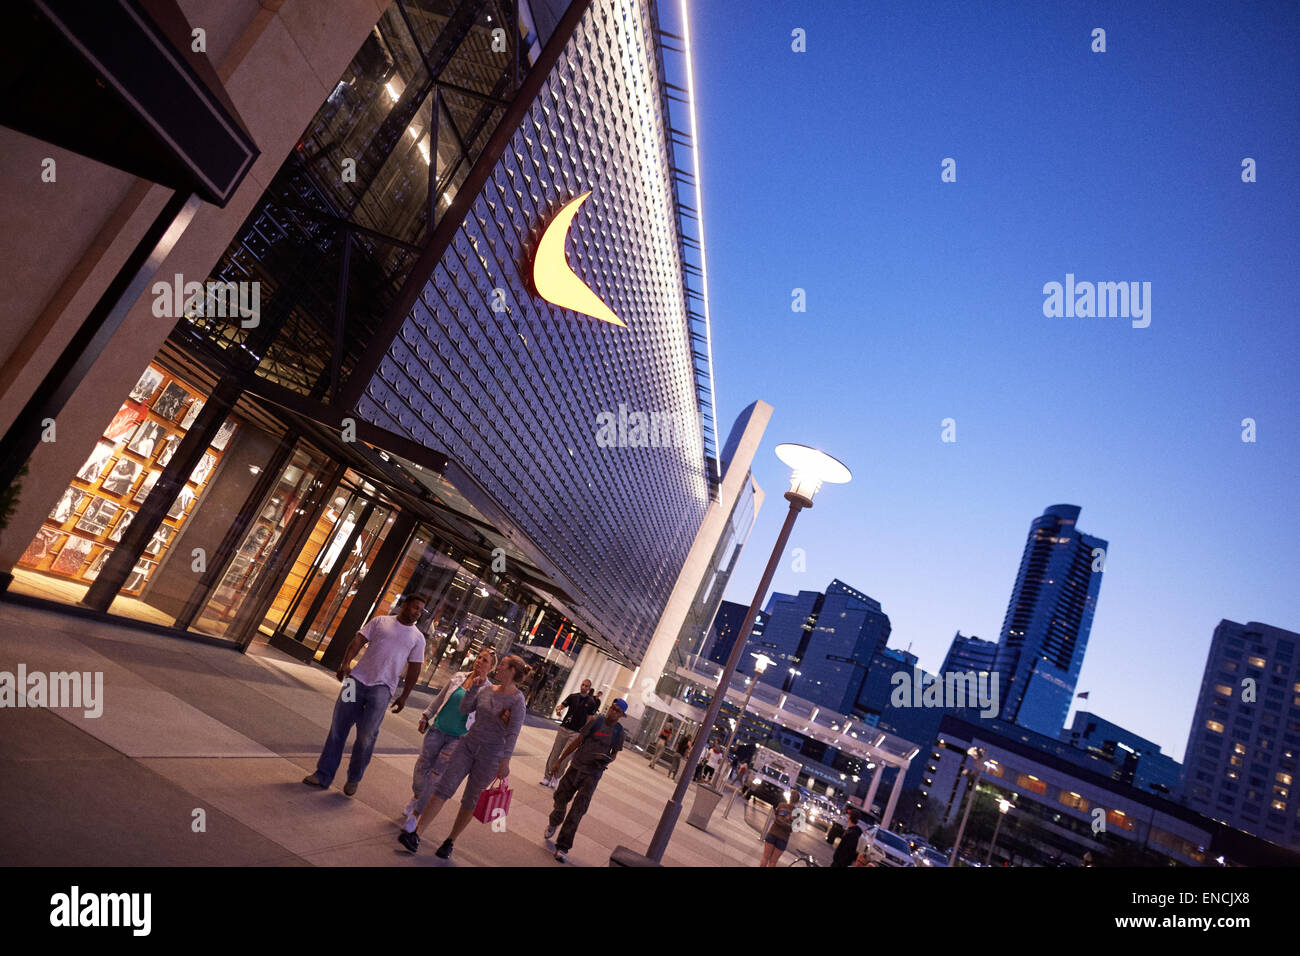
[941,631,998,675]
[992,504,1107,736]
[1182,619,1300,851]
[1061,711,1182,797]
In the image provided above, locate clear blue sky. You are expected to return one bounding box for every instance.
[696,0,1300,762]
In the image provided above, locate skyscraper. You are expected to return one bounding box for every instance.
[1182,620,1300,850]
[992,505,1107,736]
[941,631,998,675]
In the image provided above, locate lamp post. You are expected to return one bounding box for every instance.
[947,746,986,867]
[986,797,1012,865]
[644,443,850,863]
[721,652,773,760]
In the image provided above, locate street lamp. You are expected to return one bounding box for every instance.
[987,797,1013,865]
[948,746,986,867]
[644,443,850,863]
[721,652,773,763]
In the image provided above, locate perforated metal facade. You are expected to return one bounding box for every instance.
[358,0,711,661]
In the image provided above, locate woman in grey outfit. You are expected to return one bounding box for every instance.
[398,654,528,858]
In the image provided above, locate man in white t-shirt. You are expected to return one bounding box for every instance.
[302,594,428,795]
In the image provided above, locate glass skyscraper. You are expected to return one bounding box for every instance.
[992,504,1107,736]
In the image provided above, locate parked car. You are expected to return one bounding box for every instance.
[864,825,916,867]
[743,765,792,806]
[913,846,949,867]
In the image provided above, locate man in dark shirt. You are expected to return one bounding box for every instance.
[541,678,598,788]
[544,698,627,862]
[831,806,865,867]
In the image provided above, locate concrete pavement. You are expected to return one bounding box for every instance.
[0,600,835,867]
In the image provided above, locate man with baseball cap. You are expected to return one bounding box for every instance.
[543,696,628,863]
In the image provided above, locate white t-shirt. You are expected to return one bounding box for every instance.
[348,615,426,695]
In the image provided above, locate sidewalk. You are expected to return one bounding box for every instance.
[0,600,797,867]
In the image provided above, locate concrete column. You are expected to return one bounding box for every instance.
[625,402,771,720]
[861,761,884,816]
[554,642,602,703]
[880,764,908,829]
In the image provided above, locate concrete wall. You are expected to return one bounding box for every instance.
[0,0,391,569]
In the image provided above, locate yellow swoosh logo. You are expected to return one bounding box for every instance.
[532,191,626,327]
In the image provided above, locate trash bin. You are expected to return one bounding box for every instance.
[686,784,726,830]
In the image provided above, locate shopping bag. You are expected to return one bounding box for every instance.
[473,776,512,824]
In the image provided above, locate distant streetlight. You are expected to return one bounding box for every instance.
[948,746,986,867]
[644,443,850,863]
[722,652,773,757]
[987,797,1013,865]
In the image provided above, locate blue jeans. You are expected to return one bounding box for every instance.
[315,678,392,786]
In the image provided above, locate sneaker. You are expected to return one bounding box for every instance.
[302,773,327,788]
[434,838,454,859]
[538,776,551,787]
[554,849,566,863]
[549,777,560,789]
[343,780,358,796]
[544,825,556,842]
[397,830,420,853]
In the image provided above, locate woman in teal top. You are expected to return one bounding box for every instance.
[402,649,497,828]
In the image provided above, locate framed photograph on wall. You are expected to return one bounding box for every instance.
[19,528,64,567]
[103,401,148,443]
[210,418,238,451]
[127,422,166,459]
[51,535,94,575]
[179,398,205,430]
[101,458,143,497]
[132,471,160,504]
[190,452,217,486]
[155,434,181,468]
[144,524,174,557]
[74,497,119,536]
[128,367,164,403]
[75,441,115,483]
[123,558,155,593]
[109,508,136,543]
[167,485,195,520]
[82,548,110,582]
[152,382,188,421]
[48,487,87,524]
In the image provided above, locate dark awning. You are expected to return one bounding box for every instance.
[0,0,258,205]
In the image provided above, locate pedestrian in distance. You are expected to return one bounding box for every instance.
[401,647,497,829]
[831,806,865,867]
[302,594,428,795]
[398,654,529,859]
[540,677,598,788]
[654,718,674,758]
[544,697,627,862]
[760,791,801,867]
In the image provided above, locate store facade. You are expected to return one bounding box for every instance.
[2,0,761,705]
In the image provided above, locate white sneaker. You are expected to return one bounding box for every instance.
[554,850,566,863]
[544,825,556,842]
[539,776,552,787]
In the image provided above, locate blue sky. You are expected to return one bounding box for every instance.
[693,0,1300,761]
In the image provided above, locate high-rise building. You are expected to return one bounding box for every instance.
[941,631,998,675]
[1182,620,1300,850]
[1061,711,1182,797]
[992,504,1107,736]
[792,579,891,714]
[0,0,764,710]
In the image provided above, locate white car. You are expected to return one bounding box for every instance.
[865,826,916,867]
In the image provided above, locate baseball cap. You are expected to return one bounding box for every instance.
[612,698,628,712]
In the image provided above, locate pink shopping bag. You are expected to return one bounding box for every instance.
[473,776,512,824]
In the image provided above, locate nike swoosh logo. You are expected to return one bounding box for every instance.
[532,191,626,327]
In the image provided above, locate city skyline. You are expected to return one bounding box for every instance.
[704,0,1300,763]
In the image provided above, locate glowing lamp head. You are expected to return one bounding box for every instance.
[774,443,851,507]
[751,652,775,674]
